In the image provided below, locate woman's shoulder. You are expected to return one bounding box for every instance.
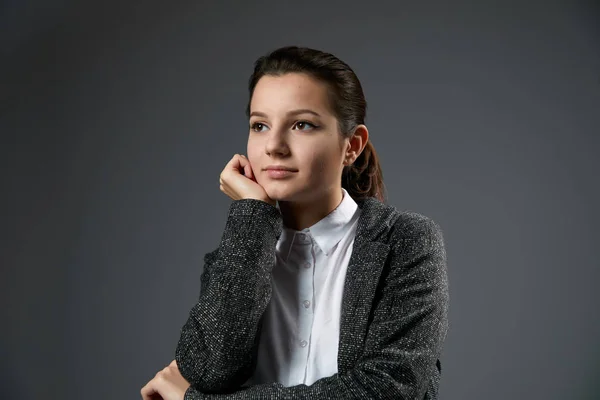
[361,196,442,234]
[392,210,443,236]
[358,197,444,251]
[388,209,445,257]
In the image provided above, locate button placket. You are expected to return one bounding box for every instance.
[296,242,313,357]
[298,248,314,314]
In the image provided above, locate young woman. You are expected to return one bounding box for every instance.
[142,46,449,400]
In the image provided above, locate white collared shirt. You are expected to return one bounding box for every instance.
[247,188,361,387]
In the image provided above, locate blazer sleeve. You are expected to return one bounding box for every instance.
[175,199,282,393]
[182,212,450,400]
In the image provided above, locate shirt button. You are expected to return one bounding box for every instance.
[302,300,311,308]
[300,340,308,348]
[303,262,311,269]
[297,233,310,244]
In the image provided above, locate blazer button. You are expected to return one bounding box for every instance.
[300,340,308,348]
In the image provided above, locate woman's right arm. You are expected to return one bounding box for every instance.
[175,198,282,394]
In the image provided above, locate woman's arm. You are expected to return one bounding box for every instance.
[182,212,449,400]
[175,198,282,393]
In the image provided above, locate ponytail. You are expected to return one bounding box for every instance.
[342,141,386,203]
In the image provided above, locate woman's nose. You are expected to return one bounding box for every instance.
[265,128,290,156]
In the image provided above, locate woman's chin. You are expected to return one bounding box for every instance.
[265,190,289,202]
[264,185,295,202]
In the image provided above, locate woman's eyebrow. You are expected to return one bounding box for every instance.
[250,109,322,118]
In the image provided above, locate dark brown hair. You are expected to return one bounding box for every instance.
[245,46,386,203]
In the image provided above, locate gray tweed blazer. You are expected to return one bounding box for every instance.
[175,196,449,399]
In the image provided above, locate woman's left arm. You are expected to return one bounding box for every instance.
[183,212,449,400]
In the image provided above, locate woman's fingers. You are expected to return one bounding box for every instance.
[140,382,158,400]
[219,169,237,199]
[220,154,252,193]
[239,154,255,180]
[227,154,248,174]
[219,153,275,206]
[243,162,253,180]
[221,155,247,182]
[237,154,253,177]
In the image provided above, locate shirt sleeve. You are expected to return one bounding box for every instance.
[182,212,449,400]
[175,199,283,393]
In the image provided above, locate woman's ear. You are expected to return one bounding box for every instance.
[345,124,369,164]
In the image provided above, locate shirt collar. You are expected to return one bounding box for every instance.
[277,188,359,260]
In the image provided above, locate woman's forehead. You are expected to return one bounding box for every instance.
[250,74,333,116]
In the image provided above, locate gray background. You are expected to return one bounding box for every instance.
[1,1,599,399]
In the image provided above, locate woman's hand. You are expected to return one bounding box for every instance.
[220,154,276,207]
[140,360,190,400]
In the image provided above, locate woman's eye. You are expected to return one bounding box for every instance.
[251,121,316,132]
[294,121,316,131]
[250,123,268,132]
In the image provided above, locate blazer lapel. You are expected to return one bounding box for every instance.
[336,197,398,373]
[337,239,390,373]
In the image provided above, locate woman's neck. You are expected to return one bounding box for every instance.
[278,188,344,231]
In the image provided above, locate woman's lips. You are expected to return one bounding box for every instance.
[265,169,296,179]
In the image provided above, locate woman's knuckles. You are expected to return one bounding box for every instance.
[218,154,271,202]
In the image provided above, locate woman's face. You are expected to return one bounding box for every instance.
[247,72,348,203]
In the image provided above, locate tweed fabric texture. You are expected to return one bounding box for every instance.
[175,196,449,399]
